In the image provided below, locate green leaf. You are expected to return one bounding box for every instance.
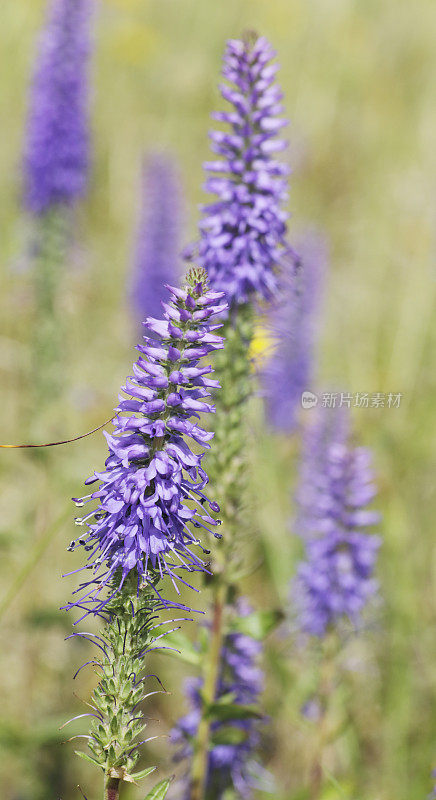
[130,766,156,781]
[211,726,248,746]
[156,631,200,665]
[74,750,102,770]
[206,702,263,723]
[143,777,173,800]
[199,689,235,707]
[230,609,284,640]
[197,625,210,653]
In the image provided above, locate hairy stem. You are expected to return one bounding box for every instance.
[206,304,254,538]
[190,305,254,800]
[104,774,120,800]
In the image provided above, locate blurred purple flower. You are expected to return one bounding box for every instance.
[294,407,381,637]
[24,0,92,215]
[65,272,226,615]
[172,601,266,799]
[296,405,349,540]
[188,32,289,310]
[262,233,327,432]
[131,153,183,325]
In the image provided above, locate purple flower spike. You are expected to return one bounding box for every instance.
[294,407,381,637]
[189,32,289,310]
[131,153,183,325]
[262,233,327,432]
[24,0,92,215]
[172,600,267,799]
[66,271,226,614]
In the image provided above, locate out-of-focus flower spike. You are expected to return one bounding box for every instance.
[24,0,92,215]
[262,232,327,432]
[131,153,184,326]
[294,406,381,637]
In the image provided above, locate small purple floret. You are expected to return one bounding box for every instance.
[24,0,92,215]
[188,33,289,310]
[294,408,381,637]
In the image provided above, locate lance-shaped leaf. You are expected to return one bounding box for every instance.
[211,726,249,746]
[74,750,102,769]
[130,766,157,782]
[143,777,173,800]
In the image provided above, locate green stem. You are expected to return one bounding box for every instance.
[190,581,227,800]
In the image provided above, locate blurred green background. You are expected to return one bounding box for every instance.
[0,0,435,798]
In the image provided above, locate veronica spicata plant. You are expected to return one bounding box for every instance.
[64,270,226,800]
[23,0,92,410]
[195,30,290,535]
[292,406,381,797]
[181,32,290,800]
[131,153,183,326]
[172,600,267,800]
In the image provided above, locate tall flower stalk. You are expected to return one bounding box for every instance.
[293,406,381,797]
[184,32,290,800]
[131,153,183,328]
[64,271,226,799]
[23,0,92,411]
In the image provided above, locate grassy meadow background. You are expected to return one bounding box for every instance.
[0,0,435,798]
